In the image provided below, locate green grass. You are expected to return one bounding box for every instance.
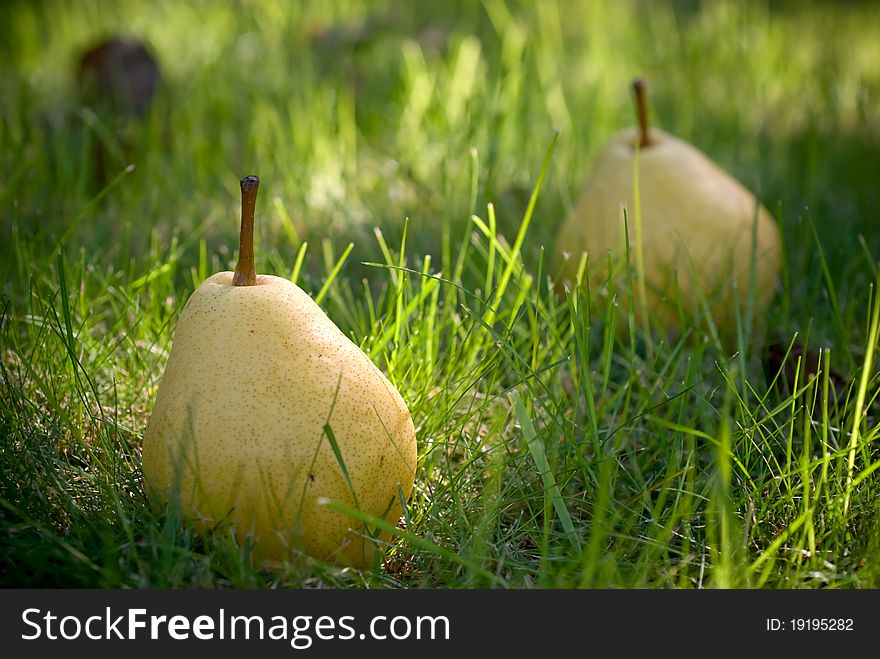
[2,0,880,588]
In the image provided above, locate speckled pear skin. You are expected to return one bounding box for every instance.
[555,126,781,333]
[142,272,417,568]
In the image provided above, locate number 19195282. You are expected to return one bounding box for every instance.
[794,618,853,631]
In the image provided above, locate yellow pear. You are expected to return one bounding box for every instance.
[142,176,417,568]
[555,80,781,334]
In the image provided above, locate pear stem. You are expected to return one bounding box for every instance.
[633,78,653,148]
[233,175,259,286]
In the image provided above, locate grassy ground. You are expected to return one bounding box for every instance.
[2,0,880,588]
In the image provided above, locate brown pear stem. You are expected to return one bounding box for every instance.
[233,175,259,286]
[633,78,653,148]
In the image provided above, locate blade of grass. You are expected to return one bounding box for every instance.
[511,390,581,553]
